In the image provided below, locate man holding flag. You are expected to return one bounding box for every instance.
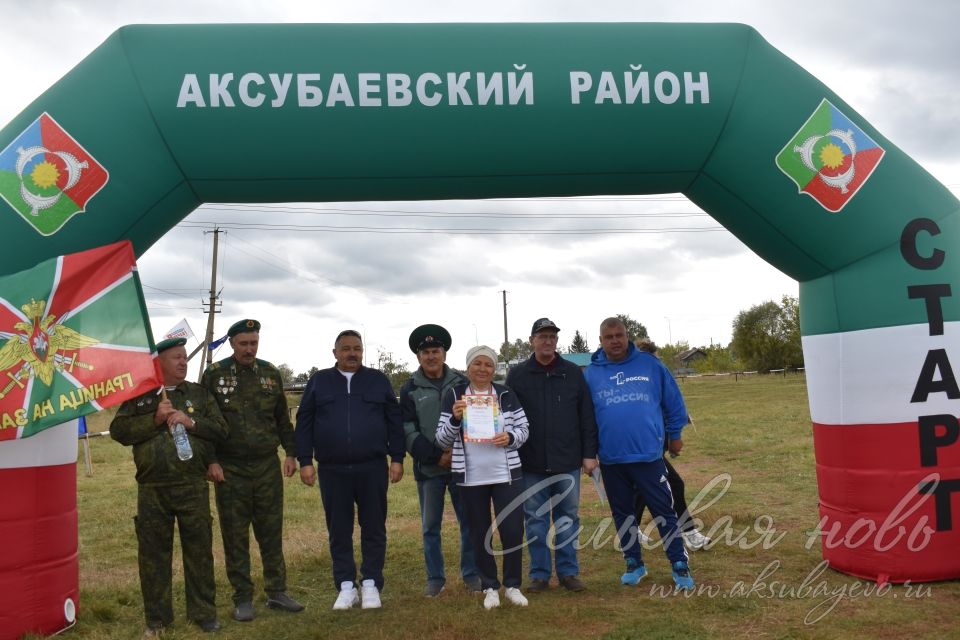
[0,240,165,639]
[110,337,229,635]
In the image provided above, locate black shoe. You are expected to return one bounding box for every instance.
[463,576,483,593]
[526,578,550,593]
[197,619,221,633]
[266,592,305,613]
[559,575,586,592]
[232,601,254,622]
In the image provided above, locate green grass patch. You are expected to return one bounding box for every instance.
[69,375,958,638]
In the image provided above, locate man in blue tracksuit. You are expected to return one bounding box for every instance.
[584,317,694,590]
[295,329,405,611]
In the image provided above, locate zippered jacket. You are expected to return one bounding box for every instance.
[400,365,467,480]
[584,342,688,464]
[506,355,598,474]
[295,365,404,467]
[435,381,529,484]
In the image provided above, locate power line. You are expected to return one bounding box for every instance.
[205,195,695,206]
[178,221,723,235]
[145,301,204,311]
[142,284,206,300]
[198,203,709,219]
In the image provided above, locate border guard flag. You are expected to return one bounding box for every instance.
[0,240,160,441]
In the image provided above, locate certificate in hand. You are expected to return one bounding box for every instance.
[463,393,500,442]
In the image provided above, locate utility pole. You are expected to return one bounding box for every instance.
[198,227,222,381]
[501,290,509,349]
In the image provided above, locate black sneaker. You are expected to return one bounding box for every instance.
[266,592,305,613]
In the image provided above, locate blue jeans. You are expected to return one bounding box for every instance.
[417,474,478,586]
[523,471,582,580]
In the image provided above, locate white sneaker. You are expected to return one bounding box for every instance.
[333,581,358,610]
[682,529,711,550]
[504,587,528,606]
[483,588,500,610]
[360,579,381,609]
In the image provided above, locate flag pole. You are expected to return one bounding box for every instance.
[81,432,93,477]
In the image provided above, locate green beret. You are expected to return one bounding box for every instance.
[228,319,260,337]
[408,324,452,354]
[156,337,187,353]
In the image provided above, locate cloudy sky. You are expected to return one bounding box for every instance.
[2,1,958,378]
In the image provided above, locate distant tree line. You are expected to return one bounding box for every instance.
[652,295,802,374]
[277,297,802,389]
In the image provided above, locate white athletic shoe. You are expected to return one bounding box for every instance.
[682,529,711,550]
[360,579,382,609]
[333,581,359,610]
[483,588,500,610]
[504,587,528,606]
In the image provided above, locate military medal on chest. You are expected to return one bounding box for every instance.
[219,374,238,403]
[185,399,194,414]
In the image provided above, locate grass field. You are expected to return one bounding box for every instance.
[63,374,959,640]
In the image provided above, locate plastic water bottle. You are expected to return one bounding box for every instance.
[172,422,193,461]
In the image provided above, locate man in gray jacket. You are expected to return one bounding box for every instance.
[506,318,599,593]
[399,324,480,597]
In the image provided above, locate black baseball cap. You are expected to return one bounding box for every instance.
[531,318,560,334]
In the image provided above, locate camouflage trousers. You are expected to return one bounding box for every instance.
[135,481,216,628]
[215,455,288,604]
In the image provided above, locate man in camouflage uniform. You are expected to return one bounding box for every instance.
[201,319,304,622]
[110,337,228,635]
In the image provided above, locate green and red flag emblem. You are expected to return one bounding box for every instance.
[0,112,109,236]
[775,99,884,212]
[0,240,161,441]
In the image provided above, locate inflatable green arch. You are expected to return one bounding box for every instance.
[1,22,958,635]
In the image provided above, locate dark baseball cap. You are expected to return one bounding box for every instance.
[530,318,560,334]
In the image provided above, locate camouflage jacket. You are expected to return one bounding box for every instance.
[110,381,228,486]
[201,357,296,461]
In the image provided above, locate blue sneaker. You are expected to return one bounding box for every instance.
[621,559,648,585]
[672,561,695,590]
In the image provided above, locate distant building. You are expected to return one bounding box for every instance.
[495,358,523,381]
[560,352,592,369]
[678,348,707,366]
[673,347,708,375]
